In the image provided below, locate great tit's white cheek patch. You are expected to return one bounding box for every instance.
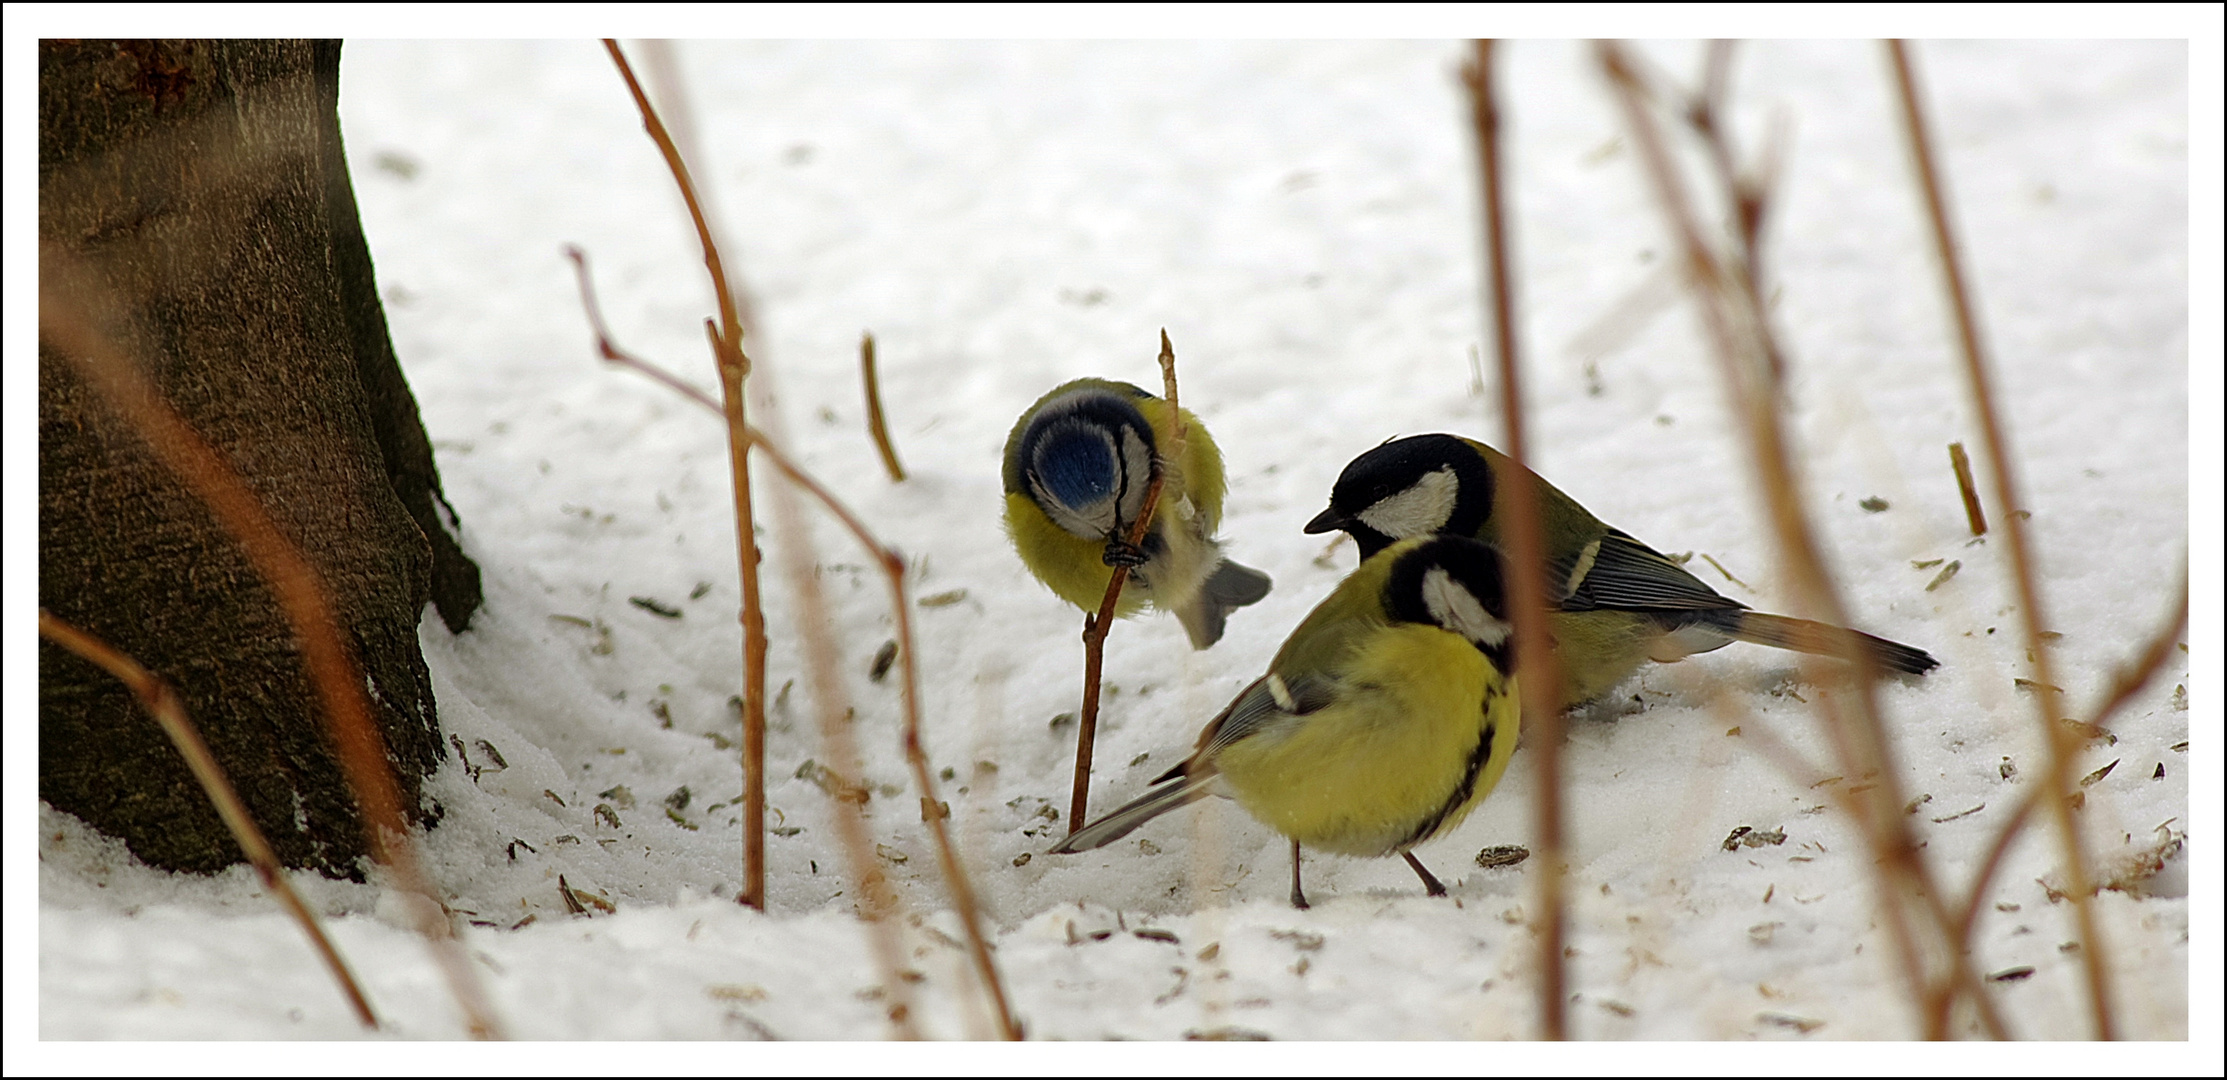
[1354,466,1458,541]
[1421,567,1511,648]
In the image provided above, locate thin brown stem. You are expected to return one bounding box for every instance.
[569,253,1020,1039]
[1887,38,2114,1040]
[1940,569,2187,1032]
[757,452,922,1038]
[861,333,907,482]
[1465,40,1568,1041]
[1948,442,1988,537]
[1068,333,1184,833]
[39,610,379,1031]
[1599,40,1962,1039]
[1155,329,1187,460]
[37,266,503,1040]
[1069,477,1165,832]
[602,38,769,911]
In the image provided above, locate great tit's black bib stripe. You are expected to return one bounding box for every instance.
[1384,536,1511,642]
[1401,715,1499,851]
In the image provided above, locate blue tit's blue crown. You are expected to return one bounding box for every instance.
[1033,421,1120,511]
[1014,387,1157,540]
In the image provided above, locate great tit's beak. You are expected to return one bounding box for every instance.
[1303,506,1346,535]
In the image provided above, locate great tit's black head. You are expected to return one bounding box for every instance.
[1305,434,1494,560]
[1013,387,1158,542]
[1384,534,1513,661]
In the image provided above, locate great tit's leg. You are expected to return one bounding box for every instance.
[1101,537,1147,568]
[1402,851,1448,897]
[1289,840,1310,910]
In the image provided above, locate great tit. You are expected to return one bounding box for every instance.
[1003,378,1272,649]
[1304,433,1937,707]
[1051,534,1520,908]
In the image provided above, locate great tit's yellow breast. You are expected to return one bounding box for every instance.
[1214,624,1518,857]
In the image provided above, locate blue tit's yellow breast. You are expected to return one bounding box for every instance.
[1213,624,1520,857]
[1004,491,1149,617]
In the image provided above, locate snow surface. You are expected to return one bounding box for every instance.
[24,33,2211,1058]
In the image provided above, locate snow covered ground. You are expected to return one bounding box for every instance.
[20,27,2214,1062]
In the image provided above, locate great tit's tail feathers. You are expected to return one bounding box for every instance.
[1175,558,1274,649]
[1048,770,1218,854]
[1726,612,1939,675]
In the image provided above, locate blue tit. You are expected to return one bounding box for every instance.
[1051,534,1520,909]
[1003,378,1272,649]
[1303,433,1937,706]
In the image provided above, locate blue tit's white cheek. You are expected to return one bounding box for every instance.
[1111,424,1153,525]
[1421,566,1510,648]
[1355,466,1460,541]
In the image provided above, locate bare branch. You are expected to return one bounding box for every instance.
[1887,38,2114,1039]
[601,38,772,912]
[568,248,1021,1039]
[39,610,379,1031]
[1464,39,1569,1041]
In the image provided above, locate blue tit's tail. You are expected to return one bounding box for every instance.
[1048,769,1220,854]
[1173,558,1274,650]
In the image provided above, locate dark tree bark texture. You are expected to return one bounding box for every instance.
[39,39,481,877]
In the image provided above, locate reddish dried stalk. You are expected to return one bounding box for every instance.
[758,459,924,1039]
[1941,573,2184,1032]
[1886,39,2116,1039]
[38,268,503,1040]
[1597,41,1970,1039]
[1069,331,1184,832]
[602,38,771,910]
[39,610,379,1031]
[569,251,1021,1039]
[1464,39,1569,1041]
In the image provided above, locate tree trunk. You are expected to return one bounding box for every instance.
[38,39,481,877]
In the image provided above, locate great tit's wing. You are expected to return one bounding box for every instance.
[1180,671,1336,768]
[1560,529,1742,613]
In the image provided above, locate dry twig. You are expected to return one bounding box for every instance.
[1598,40,1990,1040]
[1068,331,1184,832]
[1463,39,1570,1040]
[1888,39,2115,1039]
[568,251,1021,1040]
[39,610,379,1031]
[1948,442,1988,537]
[860,332,907,482]
[601,39,772,911]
